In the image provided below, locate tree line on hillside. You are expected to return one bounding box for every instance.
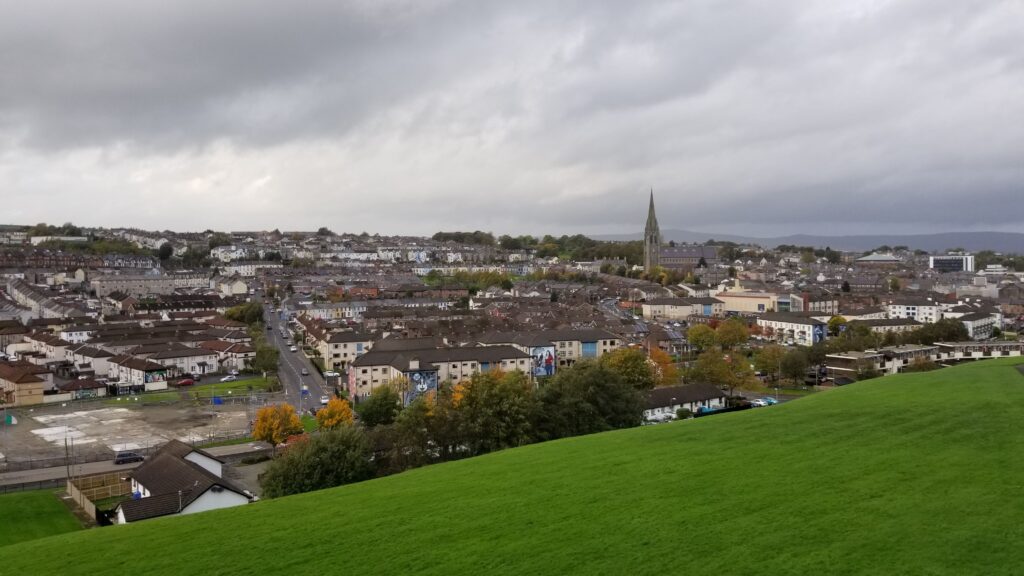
[683,316,971,389]
[432,231,496,246]
[255,348,680,498]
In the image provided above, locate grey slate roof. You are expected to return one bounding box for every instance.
[119,440,245,523]
[646,383,727,409]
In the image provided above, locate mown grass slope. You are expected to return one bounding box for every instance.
[7,358,1024,575]
[0,489,82,546]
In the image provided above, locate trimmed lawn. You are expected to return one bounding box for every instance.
[188,377,269,397]
[198,436,255,448]
[0,490,83,547]
[104,377,270,406]
[300,414,318,433]
[6,358,1024,575]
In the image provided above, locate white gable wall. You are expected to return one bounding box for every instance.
[184,452,223,478]
[182,488,249,515]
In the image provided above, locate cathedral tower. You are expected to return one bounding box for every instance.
[643,190,661,272]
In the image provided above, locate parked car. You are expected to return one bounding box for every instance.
[323,371,339,378]
[762,397,778,406]
[320,395,330,405]
[220,375,237,382]
[114,451,144,465]
[176,378,195,387]
[750,399,768,407]
[229,369,239,376]
[289,346,298,352]
[300,368,309,376]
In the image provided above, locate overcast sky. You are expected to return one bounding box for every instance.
[1,0,1022,238]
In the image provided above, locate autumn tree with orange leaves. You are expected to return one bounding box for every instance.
[316,397,355,430]
[253,403,303,447]
[648,347,680,387]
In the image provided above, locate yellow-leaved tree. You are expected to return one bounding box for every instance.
[253,403,303,447]
[316,397,355,430]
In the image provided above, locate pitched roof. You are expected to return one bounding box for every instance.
[109,355,167,372]
[351,345,530,370]
[646,383,727,409]
[0,363,44,384]
[149,348,219,360]
[327,332,376,344]
[119,441,243,522]
[757,313,826,326]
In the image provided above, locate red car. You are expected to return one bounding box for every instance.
[176,378,195,387]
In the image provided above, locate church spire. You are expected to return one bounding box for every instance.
[645,189,659,232]
[643,189,661,272]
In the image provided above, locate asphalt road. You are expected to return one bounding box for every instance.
[0,460,140,487]
[256,296,331,413]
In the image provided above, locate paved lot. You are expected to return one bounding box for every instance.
[1,403,252,463]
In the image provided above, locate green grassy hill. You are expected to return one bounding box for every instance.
[0,490,83,546]
[6,359,1024,575]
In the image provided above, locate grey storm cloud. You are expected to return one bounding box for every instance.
[0,0,1022,236]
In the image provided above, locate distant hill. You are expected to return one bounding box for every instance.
[6,359,1024,575]
[595,229,1024,253]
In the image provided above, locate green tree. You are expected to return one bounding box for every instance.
[599,348,657,391]
[889,277,901,292]
[780,349,810,384]
[753,344,786,382]
[534,360,643,441]
[688,350,755,396]
[251,345,279,374]
[828,316,848,337]
[224,302,264,326]
[384,395,437,472]
[208,232,232,250]
[903,318,969,345]
[157,243,173,261]
[453,371,537,456]
[715,318,750,349]
[260,427,375,498]
[356,386,402,427]
[687,324,718,350]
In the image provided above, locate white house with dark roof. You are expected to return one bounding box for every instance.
[644,383,728,421]
[149,347,220,376]
[115,440,252,524]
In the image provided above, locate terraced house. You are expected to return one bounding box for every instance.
[476,329,623,368]
[320,332,376,373]
[348,345,530,400]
